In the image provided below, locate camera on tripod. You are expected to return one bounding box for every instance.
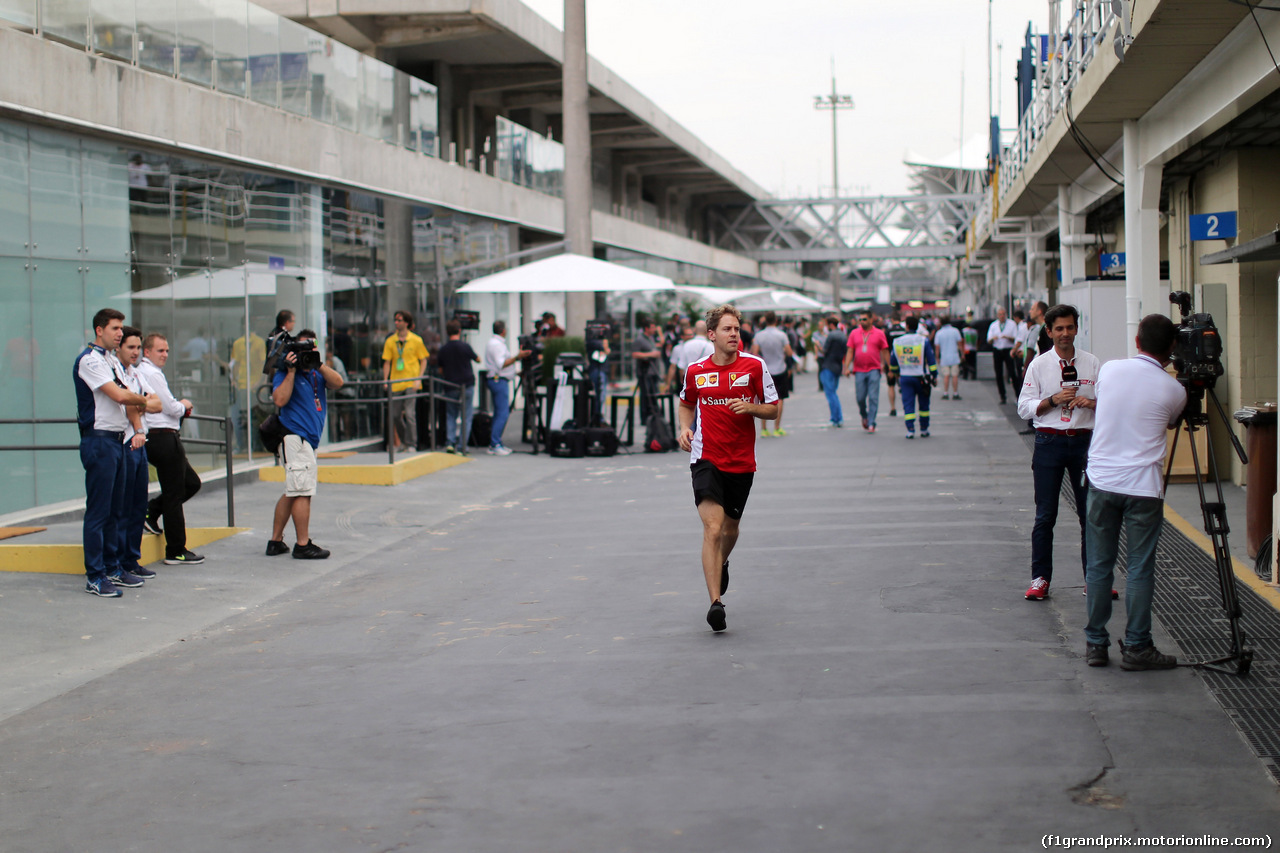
[1169,290,1224,391]
[282,338,321,371]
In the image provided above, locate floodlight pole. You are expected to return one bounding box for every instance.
[814,71,853,309]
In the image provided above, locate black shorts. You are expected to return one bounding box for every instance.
[885,369,898,387]
[772,369,791,399]
[691,460,755,520]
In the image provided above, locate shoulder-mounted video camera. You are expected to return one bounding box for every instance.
[1169,290,1224,391]
[283,338,322,372]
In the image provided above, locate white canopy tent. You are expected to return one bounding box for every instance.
[673,285,825,313]
[456,253,676,294]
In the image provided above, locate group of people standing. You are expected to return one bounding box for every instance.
[75,309,205,598]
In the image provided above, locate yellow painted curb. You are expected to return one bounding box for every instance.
[1163,504,1280,610]
[258,451,469,486]
[0,527,250,575]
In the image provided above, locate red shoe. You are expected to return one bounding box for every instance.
[1025,577,1049,600]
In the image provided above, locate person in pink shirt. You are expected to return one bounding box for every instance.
[841,313,891,432]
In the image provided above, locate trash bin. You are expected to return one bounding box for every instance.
[1233,406,1278,560]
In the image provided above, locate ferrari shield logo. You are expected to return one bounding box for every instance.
[730,373,751,387]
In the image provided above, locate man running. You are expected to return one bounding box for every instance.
[677,304,779,633]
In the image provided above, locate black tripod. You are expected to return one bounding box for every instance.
[1164,385,1253,676]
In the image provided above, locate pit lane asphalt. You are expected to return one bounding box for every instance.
[1,375,1276,852]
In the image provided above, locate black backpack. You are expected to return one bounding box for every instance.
[645,413,676,453]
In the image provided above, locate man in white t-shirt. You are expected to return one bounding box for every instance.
[1082,314,1188,670]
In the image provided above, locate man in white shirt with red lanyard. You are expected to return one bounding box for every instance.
[987,306,1019,404]
[678,304,779,633]
[1016,304,1101,602]
[1082,314,1187,670]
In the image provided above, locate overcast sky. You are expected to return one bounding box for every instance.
[522,0,1049,198]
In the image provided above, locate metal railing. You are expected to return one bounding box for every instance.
[330,375,467,464]
[0,415,236,527]
[998,0,1119,197]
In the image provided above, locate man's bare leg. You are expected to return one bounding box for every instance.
[698,499,740,602]
[291,495,312,545]
[272,495,295,542]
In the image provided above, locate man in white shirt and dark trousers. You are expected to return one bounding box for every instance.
[987,306,1019,404]
[137,333,205,565]
[1017,304,1101,601]
[1083,315,1188,670]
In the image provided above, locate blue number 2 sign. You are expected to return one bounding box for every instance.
[1189,211,1237,241]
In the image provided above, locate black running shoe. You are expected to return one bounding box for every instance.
[142,514,162,535]
[720,560,729,596]
[706,600,727,632]
[130,565,157,579]
[164,550,205,565]
[293,540,331,560]
[265,539,289,557]
[1119,642,1177,671]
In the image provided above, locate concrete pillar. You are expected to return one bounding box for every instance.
[562,0,595,335]
[434,62,454,161]
[1123,119,1163,356]
[384,199,416,328]
[1057,184,1087,291]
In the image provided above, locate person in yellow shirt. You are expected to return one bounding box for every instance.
[221,331,265,452]
[381,310,429,451]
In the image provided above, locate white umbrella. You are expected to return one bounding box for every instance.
[732,289,824,312]
[456,253,676,293]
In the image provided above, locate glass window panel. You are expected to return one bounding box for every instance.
[170,175,213,268]
[311,36,358,131]
[213,0,248,97]
[127,151,172,268]
[28,259,88,507]
[91,0,135,60]
[278,17,310,116]
[358,56,395,143]
[411,78,439,156]
[0,256,35,515]
[247,3,278,108]
[41,0,90,47]
[0,121,30,258]
[136,0,177,75]
[177,0,216,88]
[28,130,82,261]
[82,141,131,262]
[0,0,37,29]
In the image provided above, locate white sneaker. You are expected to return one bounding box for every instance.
[488,445,513,456]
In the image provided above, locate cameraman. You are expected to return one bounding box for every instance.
[266,329,343,559]
[1082,314,1187,670]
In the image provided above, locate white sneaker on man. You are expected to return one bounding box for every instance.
[488,445,513,456]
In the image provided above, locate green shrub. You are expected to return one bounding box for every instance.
[540,336,586,386]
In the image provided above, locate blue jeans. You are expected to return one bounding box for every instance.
[80,434,126,580]
[588,365,607,425]
[854,369,881,426]
[445,384,475,449]
[487,377,511,448]
[819,368,842,424]
[1031,431,1091,582]
[899,376,931,433]
[1084,487,1165,649]
[118,443,149,572]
